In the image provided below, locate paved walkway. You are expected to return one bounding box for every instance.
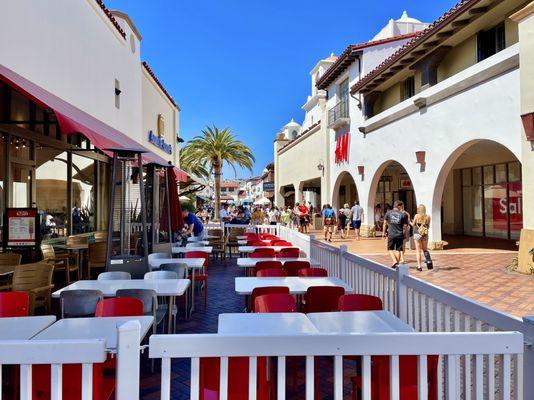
[309,229,534,318]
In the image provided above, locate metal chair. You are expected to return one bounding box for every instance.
[144,271,178,280]
[60,289,103,318]
[160,263,187,279]
[97,271,131,281]
[0,291,30,317]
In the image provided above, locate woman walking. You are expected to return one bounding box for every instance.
[413,204,433,271]
[322,204,336,242]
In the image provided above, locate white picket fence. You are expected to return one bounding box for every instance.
[149,331,524,400]
[279,225,534,399]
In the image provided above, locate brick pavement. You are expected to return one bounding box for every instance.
[309,229,534,318]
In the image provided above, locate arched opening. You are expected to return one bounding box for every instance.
[332,171,358,210]
[280,184,295,207]
[436,140,521,246]
[368,161,417,223]
[290,130,298,140]
[301,178,321,211]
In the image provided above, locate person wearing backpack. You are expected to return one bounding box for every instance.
[322,204,336,242]
[413,204,433,271]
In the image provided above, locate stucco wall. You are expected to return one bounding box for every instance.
[438,35,477,82]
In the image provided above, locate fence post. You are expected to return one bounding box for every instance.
[339,245,347,280]
[523,316,534,399]
[396,265,409,322]
[116,320,141,400]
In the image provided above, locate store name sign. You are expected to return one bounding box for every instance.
[148,130,172,154]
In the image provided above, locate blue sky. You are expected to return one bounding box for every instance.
[106,0,457,178]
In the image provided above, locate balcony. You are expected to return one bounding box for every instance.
[328,99,350,130]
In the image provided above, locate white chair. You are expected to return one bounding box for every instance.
[97,271,131,280]
[144,270,178,280]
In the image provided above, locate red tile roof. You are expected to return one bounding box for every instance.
[95,0,126,39]
[350,0,483,94]
[142,62,178,108]
[221,181,240,188]
[316,32,419,90]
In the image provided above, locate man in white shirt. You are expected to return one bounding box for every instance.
[219,205,229,221]
[349,200,364,241]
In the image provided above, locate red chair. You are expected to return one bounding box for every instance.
[95,298,143,317]
[186,251,210,306]
[250,286,289,312]
[276,247,300,258]
[255,293,296,312]
[245,233,259,239]
[338,294,383,311]
[248,241,268,246]
[199,356,270,400]
[257,268,287,277]
[350,355,439,400]
[250,248,276,258]
[254,260,283,276]
[0,291,29,317]
[283,261,310,277]
[298,267,328,277]
[304,286,345,313]
[271,240,292,246]
[259,233,277,240]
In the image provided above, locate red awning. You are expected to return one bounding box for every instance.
[0,63,188,179]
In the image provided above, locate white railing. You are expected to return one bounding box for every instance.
[221,222,279,236]
[307,237,534,399]
[149,331,524,400]
[0,321,141,400]
[278,225,311,255]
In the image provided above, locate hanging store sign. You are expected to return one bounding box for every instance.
[335,132,350,164]
[148,130,172,154]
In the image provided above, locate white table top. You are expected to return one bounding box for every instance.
[236,257,319,268]
[149,257,205,269]
[218,313,318,335]
[0,316,56,340]
[32,316,153,351]
[237,239,274,245]
[172,246,213,254]
[307,311,414,333]
[52,279,190,298]
[235,276,352,295]
[238,246,296,253]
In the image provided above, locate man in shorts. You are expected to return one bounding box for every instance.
[383,200,408,268]
[349,200,364,241]
[322,204,336,242]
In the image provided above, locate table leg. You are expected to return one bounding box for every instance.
[190,268,196,317]
[168,296,175,334]
[78,249,84,279]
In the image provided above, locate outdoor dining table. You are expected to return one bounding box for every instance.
[218,313,318,335]
[149,257,205,317]
[55,242,89,278]
[237,239,274,245]
[32,316,154,352]
[187,236,218,242]
[235,276,353,295]
[238,245,297,253]
[236,257,320,270]
[307,310,414,333]
[0,316,56,340]
[52,279,189,333]
[172,246,213,254]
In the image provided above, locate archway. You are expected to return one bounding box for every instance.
[368,161,417,228]
[280,184,295,207]
[433,140,521,246]
[332,171,358,210]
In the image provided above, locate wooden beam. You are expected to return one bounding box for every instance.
[451,19,470,28]
[469,6,488,15]
[436,30,454,39]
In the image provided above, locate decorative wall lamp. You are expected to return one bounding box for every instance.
[357,165,365,180]
[521,112,534,141]
[415,151,426,172]
[317,161,325,176]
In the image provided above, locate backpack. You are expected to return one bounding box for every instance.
[416,216,429,237]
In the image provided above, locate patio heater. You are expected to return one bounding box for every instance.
[145,162,173,253]
[105,147,149,278]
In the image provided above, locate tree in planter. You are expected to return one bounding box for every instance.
[180,126,255,220]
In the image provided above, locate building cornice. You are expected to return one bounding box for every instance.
[277,121,322,155]
[510,1,534,21]
[111,10,143,41]
[142,62,179,110]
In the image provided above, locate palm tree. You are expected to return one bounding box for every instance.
[180,126,255,219]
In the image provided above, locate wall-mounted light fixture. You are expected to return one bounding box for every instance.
[415,151,426,164]
[357,165,365,175]
[317,162,324,171]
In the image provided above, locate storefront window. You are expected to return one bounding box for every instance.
[462,161,522,240]
[0,135,5,242]
[72,154,95,233]
[9,136,33,208]
[36,148,68,239]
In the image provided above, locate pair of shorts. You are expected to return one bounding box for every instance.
[387,237,404,251]
[352,220,362,229]
[299,218,307,226]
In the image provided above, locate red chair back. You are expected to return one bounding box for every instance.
[283,261,310,277]
[305,286,345,313]
[338,294,383,311]
[0,291,30,317]
[248,241,268,246]
[199,357,269,400]
[185,251,209,266]
[250,286,289,312]
[298,267,328,277]
[276,247,300,258]
[255,293,296,313]
[271,240,292,246]
[95,298,143,317]
[259,233,277,240]
[245,233,259,239]
[250,248,276,258]
[257,268,287,277]
[254,260,282,276]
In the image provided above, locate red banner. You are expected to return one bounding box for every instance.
[335,132,350,164]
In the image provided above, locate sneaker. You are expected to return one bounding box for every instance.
[391,263,398,269]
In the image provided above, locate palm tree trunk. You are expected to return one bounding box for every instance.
[214,163,222,221]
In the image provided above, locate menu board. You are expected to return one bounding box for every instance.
[3,208,38,247]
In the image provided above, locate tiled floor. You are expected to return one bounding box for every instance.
[309,229,534,318]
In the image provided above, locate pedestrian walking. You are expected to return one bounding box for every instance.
[349,200,364,241]
[322,204,336,242]
[268,207,280,225]
[398,203,412,264]
[413,204,433,271]
[337,207,348,239]
[382,200,409,269]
